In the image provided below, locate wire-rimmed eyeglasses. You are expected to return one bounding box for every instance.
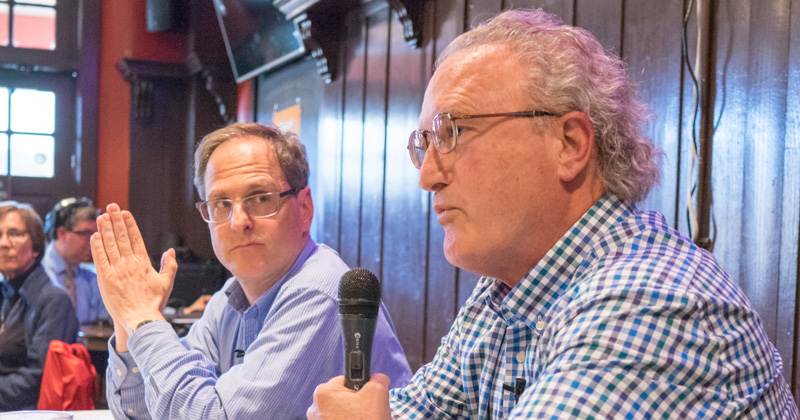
[0,229,29,244]
[195,188,300,223]
[407,111,558,169]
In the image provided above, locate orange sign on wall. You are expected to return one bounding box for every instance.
[272,103,301,137]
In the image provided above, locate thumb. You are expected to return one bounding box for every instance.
[368,373,391,389]
[160,248,178,281]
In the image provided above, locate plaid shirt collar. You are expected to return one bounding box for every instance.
[485,194,635,330]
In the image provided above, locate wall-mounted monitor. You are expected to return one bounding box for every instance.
[213,0,305,83]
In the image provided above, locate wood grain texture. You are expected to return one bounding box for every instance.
[360,8,391,277]
[381,7,430,371]
[317,61,345,251]
[339,11,369,268]
[622,0,683,225]
[574,0,622,55]
[508,0,574,24]
[710,0,749,290]
[740,0,791,346]
[785,0,800,401]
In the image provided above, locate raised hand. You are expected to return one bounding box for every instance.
[91,203,178,338]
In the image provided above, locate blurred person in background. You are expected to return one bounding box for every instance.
[0,201,78,411]
[42,197,109,325]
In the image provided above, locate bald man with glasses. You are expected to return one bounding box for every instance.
[92,123,411,420]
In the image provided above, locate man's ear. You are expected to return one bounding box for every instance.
[56,226,68,241]
[556,111,595,183]
[298,187,314,232]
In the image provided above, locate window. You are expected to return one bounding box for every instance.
[0,0,57,50]
[0,0,90,216]
[0,86,56,178]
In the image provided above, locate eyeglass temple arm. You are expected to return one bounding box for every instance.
[450,111,558,120]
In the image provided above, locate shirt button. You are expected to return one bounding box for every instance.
[116,369,123,376]
[127,409,134,414]
[516,351,526,363]
[132,367,139,374]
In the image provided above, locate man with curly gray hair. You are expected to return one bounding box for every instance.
[309,8,797,420]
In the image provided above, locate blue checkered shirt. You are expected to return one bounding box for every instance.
[390,195,798,419]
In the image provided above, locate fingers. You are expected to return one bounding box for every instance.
[122,210,148,259]
[91,232,109,296]
[107,203,135,258]
[97,209,121,265]
[327,376,345,386]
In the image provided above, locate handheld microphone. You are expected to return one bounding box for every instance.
[338,268,381,391]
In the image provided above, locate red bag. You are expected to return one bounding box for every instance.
[37,340,97,411]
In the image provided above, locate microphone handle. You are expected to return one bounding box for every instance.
[341,314,378,391]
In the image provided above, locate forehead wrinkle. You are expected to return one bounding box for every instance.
[425,44,524,123]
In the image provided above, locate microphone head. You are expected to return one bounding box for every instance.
[338,268,381,301]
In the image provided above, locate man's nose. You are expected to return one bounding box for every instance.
[229,202,253,231]
[418,147,450,192]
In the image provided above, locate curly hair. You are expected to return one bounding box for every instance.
[193,122,309,199]
[437,8,662,203]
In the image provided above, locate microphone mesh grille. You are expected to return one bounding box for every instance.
[338,268,381,301]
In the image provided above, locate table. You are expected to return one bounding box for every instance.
[77,325,113,353]
[69,410,113,420]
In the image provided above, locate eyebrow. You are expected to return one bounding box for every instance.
[206,184,284,200]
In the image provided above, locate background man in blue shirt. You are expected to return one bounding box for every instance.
[92,123,411,419]
[42,197,109,325]
[308,8,798,420]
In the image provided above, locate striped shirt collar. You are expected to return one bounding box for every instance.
[486,195,635,330]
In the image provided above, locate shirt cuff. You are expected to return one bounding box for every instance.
[127,320,184,378]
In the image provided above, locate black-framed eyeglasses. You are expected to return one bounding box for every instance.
[0,229,29,243]
[195,188,300,223]
[68,229,96,238]
[407,111,558,169]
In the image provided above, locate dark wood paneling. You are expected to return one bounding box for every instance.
[360,7,391,277]
[510,0,574,23]
[785,0,800,402]
[574,0,622,59]
[318,60,345,250]
[623,0,684,225]
[339,11,369,267]
[740,0,792,374]
[710,0,749,292]
[381,6,430,371]
[128,73,191,258]
[466,0,501,28]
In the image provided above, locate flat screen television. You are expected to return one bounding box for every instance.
[213,0,306,83]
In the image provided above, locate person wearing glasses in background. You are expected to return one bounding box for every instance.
[91,123,411,419]
[42,197,109,325]
[0,201,78,411]
[308,8,798,420]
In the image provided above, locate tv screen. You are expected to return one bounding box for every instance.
[213,0,306,83]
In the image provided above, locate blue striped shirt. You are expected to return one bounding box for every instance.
[107,239,412,419]
[42,242,109,325]
[391,195,798,419]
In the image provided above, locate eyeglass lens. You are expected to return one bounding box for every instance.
[0,229,27,241]
[198,193,282,223]
[408,114,458,169]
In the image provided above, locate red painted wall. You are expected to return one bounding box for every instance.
[97,0,187,210]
